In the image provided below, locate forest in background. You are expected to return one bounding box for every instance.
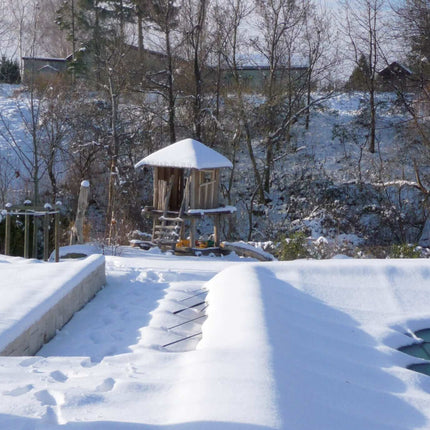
[1,0,430,258]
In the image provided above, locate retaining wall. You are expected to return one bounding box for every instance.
[0,255,106,356]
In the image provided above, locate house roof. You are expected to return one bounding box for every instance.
[22,56,67,62]
[378,61,413,78]
[38,64,60,73]
[135,138,233,170]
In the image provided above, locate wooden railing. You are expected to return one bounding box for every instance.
[1,201,62,262]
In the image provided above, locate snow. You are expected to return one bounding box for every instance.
[186,205,237,215]
[223,240,277,261]
[134,138,233,170]
[1,248,430,429]
[0,254,104,351]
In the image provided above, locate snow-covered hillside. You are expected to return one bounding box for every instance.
[0,84,428,249]
[0,248,430,429]
[229,91,429,248]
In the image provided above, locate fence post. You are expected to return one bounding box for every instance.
[5,203,11,255]
[24,212,30,258]
[43,203,52,261]
[32,216,38,259]
[54,201,62,263]
[23,200,31,259]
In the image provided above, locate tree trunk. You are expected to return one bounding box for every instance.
[106,73,120,240]
[369,86,376,153]
[137,10,144,58]
[165,25,176,143]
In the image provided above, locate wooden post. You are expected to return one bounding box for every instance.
[43,211,49,261]
[24,211,30,259]
[32,215,38,258]
[190,218,196,249]
[153,168,159,209]
[71,181,90,245]
[213,214,220,247]
[5,204,11,255]
[54,202,61,262]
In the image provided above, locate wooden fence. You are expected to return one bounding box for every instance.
[2,202,62,262]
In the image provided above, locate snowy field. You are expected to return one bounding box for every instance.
[0,248,430,429]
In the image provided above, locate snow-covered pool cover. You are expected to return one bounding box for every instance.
[199,259,430,429]
[134,138,233,170]
[0,254,105,352]
[0,251,430,429]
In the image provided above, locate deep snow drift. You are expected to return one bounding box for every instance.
[0,248,430,429]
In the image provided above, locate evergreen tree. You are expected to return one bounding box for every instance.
[0,57,21,84]
[346,54,370,91]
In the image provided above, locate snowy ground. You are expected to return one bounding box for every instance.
[1,248,430,429]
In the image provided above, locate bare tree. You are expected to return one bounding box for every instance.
[37,0,71,57]
[340,0,387,153]
[5,0,31,72]
[302,2,337,129]
[252,0,308,194]
[179,0,210,141]
[0,0,14,56]
[211,0,266,203]
[144,0,180,143]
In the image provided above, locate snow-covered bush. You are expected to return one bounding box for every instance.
[277,232,310,260]
[389,243,423,258]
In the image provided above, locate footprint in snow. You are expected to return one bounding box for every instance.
[49,370,68,383]
[4,384,33,396]
[39,406,60,425]
[80,358,97,368]
[35,389,57,406]
[96,377,116,392]
[36,391,66,425]
[136,270,160,283]
[19,357,41,367]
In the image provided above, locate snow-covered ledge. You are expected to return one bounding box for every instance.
[0,254,106,356]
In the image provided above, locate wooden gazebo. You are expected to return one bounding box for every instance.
[135,138,236,251]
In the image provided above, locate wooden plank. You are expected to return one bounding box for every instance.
[24,213,30,259]
[54,209,60,262]
[153,168,159,208]
[153,225,180,230]
[5,209,11,256]
[190,170,197,209]
[189,218,196,248]
[214,169,220,207]
[213,214,220,247]
[220,242,275,262]
[43,213,49,261]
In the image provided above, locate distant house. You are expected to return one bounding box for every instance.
[22,47,170,84]
[378,61,413,90]
[22,55,72,83]
[379,62,412,80]
[23,48,308,95]
[221,64,308,92]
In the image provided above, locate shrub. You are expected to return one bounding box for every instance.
[0,56,21,84]
[389,243,422,258]
[277,232,310,260]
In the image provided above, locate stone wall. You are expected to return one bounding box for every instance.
[0,258,106,356]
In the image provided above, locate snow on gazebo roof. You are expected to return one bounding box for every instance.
[134,138,233,170]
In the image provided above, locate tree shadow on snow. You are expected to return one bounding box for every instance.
[0,415,275,430]
[255,265,427,430]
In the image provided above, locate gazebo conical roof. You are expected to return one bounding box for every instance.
[135,138,233,170]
